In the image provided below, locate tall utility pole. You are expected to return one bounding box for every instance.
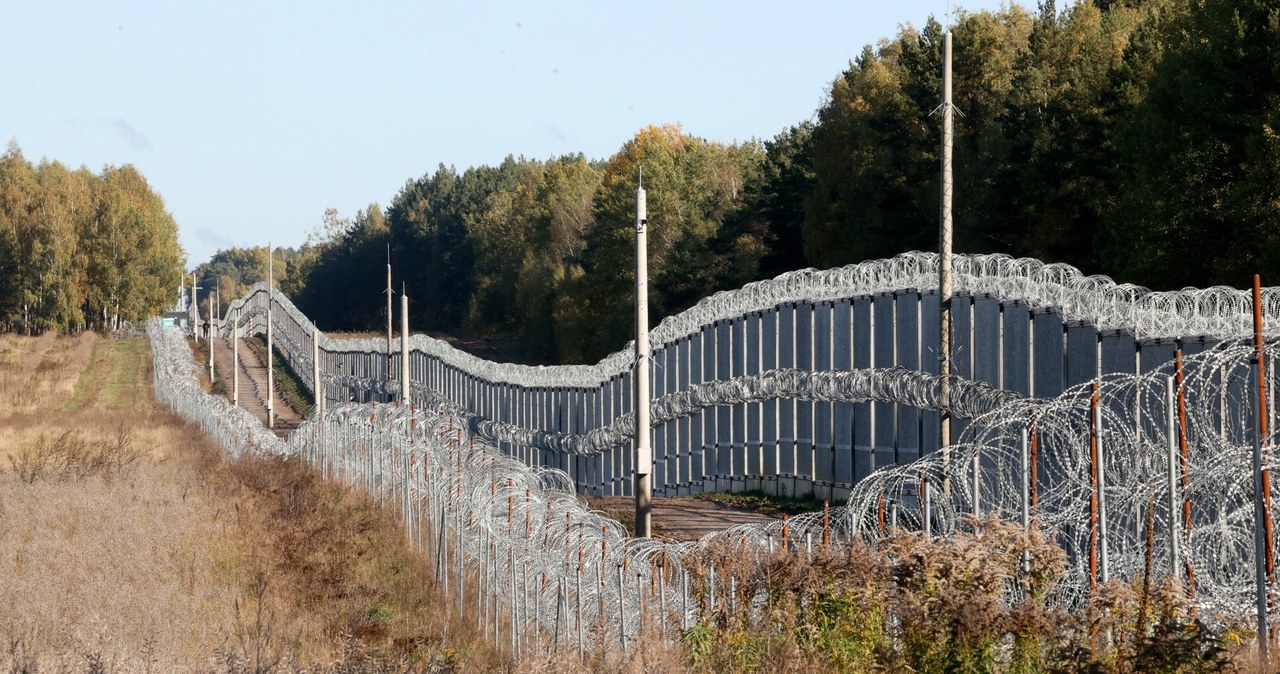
[267,244,275,429]
[386,246,394,403]
[938,30,955,496]
[233,306,240,407]
[208,289,215,383]
[192,275,203,344]
[313,324,322,416]
[634,172,652,538]
[400,285,410,406]
[211,281,220,381]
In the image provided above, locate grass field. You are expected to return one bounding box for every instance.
[0,334,507,673]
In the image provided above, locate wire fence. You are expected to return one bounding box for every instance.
[211,252,1280,503]
[148,250,1280,654]
[153,319,1280,651]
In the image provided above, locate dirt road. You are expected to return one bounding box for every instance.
[209,336,304,436]
[587,495,780,541]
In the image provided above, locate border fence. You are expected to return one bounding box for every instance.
[219,251,1278,504]
[145,250,1280,651]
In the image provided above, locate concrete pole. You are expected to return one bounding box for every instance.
[208,292,215,383]
[233,307,240,407]
[313,325,322,416]
[939,30,955,497]
[386,248,394,402]
[192,275,202,344]
[921,469,931,538]
[267,244,275,429]
[401,288,410,406]
[634,176,652,538]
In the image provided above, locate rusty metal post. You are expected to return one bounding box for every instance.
[1175,350,1197,602]
[822,500,830,552]
[1254,275,1275,581]
[1253,275,1272,665]
[877,490,886,536]
[1030,415,1039,512]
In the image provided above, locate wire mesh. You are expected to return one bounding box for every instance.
[161,250,1280,648]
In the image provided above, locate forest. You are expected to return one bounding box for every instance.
[0,141,184,333]
[188,0,1277,364]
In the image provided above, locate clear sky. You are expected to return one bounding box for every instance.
[2,1,1020,269]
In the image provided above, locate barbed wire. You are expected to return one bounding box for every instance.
[152,315,1280,645]
[184,250,1280,649]
[218,252,1280,391]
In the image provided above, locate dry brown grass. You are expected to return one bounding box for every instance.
[0,334,258,672]
[207,451,508,671]
[0,441,244,670]
[0,334,508,673]
[0,333,183,469]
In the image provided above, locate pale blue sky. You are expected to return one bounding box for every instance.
[1,1,1021,268]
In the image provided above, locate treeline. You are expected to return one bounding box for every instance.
[804,0,1280,290]
[0,141,184,333]
[193,244,301,316]
[299,127,797,364]
[201,0,1279,364]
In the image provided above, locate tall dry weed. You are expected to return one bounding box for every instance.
[7,425,142,483]
[0,452,244,671]
[675,515,1235,673]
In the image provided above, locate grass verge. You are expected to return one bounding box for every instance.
[1,334,506,672]
[246,336,314,417]
[680,489,825,517]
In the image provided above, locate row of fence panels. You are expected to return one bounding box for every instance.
[240,287,1231,501]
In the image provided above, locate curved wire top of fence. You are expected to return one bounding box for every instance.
[219,251,1280,389]
[156,314,1280,626]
